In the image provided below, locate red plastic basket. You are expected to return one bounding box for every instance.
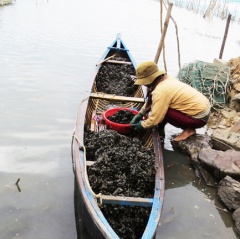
[103,108,138,134]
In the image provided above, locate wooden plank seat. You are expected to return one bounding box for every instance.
[96,195,153,207]
[106,60,132,65]
[107,47,128,51]
[90,92,145,103]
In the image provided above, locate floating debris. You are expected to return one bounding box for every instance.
[15,178,21,192]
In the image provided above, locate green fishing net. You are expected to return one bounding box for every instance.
[178,60,230,109]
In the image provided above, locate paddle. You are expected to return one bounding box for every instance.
[96,54,116,66]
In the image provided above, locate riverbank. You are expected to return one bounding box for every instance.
[173,57,240,234]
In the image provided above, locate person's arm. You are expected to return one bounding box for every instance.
[139,102,147,115]
[141,91,170,128]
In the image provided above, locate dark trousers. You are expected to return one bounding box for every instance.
[160,108,207,130]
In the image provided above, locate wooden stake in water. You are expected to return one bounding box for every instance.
[15,178,21,192]
[219,13,231,59]
[154,3,173,64]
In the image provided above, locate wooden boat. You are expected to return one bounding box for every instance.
[72,34,165,239]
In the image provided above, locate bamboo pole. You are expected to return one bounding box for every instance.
[219,13,231,59]
[160,0,167,71]
[96,54,116,66]
[163,1,181,70]
[160,0,163,31]
[154,3,173,64]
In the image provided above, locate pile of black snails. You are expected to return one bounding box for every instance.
[107,109,136,124]
[95,57,138,96]
[84,128,156,239]
[101,204,151,239]
[83,56,155,238]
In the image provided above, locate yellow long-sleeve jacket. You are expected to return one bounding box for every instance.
[139,76,211,128]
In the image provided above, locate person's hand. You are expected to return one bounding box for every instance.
[130,121,144,133]
[130,113,143,124]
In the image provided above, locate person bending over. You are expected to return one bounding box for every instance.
[130,61,211,141]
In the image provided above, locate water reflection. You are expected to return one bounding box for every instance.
[1,0,240,238]
[159,145,239,239]
[74,178,91,239]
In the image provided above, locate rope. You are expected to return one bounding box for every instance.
[73,134,103,206]
[72,96,89,173]
[72,95,103,205]
[73,96,89,129]
[95,193,103,207]
[73,134,96,196]
[178,61,230,109]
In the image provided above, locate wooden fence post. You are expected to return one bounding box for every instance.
[219,13,231,59]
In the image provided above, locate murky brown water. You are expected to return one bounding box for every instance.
[1,0,240,238]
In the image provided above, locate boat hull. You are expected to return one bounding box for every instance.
[72,34,164,239]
